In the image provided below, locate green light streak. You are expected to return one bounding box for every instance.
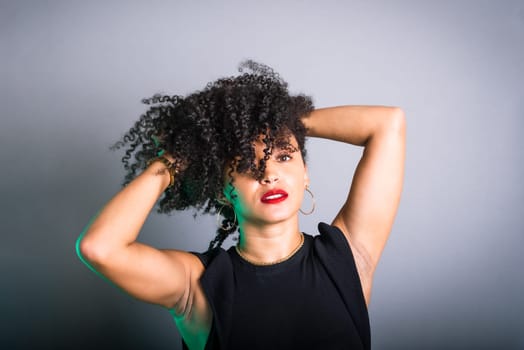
[75,210,105,279]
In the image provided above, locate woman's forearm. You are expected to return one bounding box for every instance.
[78,161,172,263]
[303,105,404,145]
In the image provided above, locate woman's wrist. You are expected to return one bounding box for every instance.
[146,158,176,190]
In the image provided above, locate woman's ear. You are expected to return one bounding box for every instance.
[303,165,310,187]
[220,182,237,204]
[217,191,230,205]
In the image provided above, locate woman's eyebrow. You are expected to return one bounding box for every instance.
[273,141,298,152]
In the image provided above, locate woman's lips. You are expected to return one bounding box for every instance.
[261,189,288,204]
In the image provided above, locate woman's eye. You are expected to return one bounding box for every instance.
[277,154,292,162]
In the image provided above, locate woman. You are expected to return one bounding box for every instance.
[77,60,405,349]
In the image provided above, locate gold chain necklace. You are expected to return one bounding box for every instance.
[235,233,305,266]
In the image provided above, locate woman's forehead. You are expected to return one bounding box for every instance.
[252,132,299,151]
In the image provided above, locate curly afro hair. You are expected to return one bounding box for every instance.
[111,60,314,250]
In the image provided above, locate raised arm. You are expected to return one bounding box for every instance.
[76,160,204,312]
[302,106,406,304]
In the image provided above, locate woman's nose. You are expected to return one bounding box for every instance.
[260,163,279,184]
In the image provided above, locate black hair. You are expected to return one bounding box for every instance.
[111,60,314,249]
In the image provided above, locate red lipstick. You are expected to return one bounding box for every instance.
[261,189,288,204]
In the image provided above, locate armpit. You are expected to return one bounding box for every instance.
[347,237,374,305]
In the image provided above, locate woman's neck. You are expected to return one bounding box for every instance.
[236,218,303,264]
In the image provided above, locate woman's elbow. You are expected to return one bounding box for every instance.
[386,107,406,136]
[76,233,110,266]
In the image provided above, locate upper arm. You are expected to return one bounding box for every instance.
[78,237,203,310]
[332,109,405,281]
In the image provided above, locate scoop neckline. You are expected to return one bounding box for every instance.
[229,233,311,271]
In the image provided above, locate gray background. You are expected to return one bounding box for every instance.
[2,0,523,349]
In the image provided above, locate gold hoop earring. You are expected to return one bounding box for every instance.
[216,204,238,231]
[299,185,316,215]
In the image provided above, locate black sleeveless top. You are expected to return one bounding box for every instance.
[182,223,370,350]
